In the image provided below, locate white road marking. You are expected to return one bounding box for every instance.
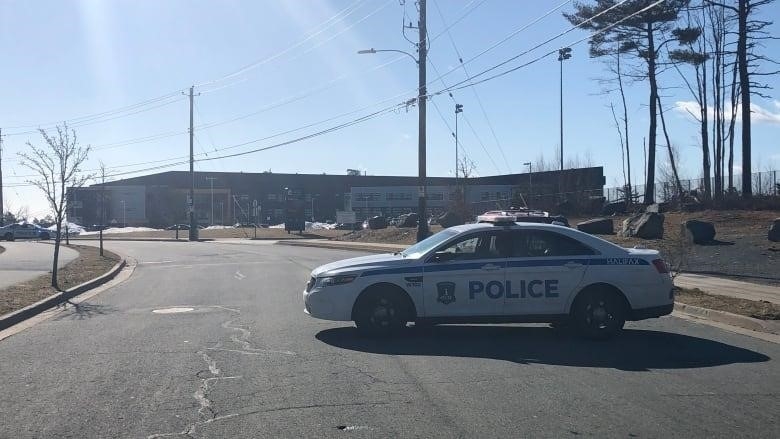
[152,307,194,314]
[233,270,246,280]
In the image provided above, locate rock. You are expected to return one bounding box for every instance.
[769,218,780,242]
[438,211,464,228]
[577,218,614,235]
[620,212,664,239]
[602,200,627,216]
[397,213,419,228]
[367,216,387,230]
[645,203,660,213]
[684,219,716,244]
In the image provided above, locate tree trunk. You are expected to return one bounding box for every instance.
[727,60,739,191]
[618,51,632,206]
[699,59,712,201]
[657,94,684,197]
[738,0,751,198]
[52,222,61,288]
[645,23,658,204]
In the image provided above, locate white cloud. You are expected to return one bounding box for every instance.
[674,100,780,125]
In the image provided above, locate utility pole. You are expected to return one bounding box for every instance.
[0,128,4,227]
[205,176,217,226]
[558,47,571,172]
[416,0,429,242]
[185,86,199,240]
[454,104,463,181]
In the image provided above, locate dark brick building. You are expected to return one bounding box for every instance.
[68,168,605,227]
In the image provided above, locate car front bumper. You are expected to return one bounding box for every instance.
[302,287,352,321]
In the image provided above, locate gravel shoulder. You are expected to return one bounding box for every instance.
[0,244,120,316]
[675,286,779,320]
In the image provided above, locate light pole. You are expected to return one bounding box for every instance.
[558,47,572,172]
[205,176,217,226]
[357,0,428,242]
[523,162,532,207]
[310,194,319,222]
[120,200,126,227]
[454,103,463,181]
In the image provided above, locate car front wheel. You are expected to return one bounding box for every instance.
[354,290,409,337]
[572,289,626,340]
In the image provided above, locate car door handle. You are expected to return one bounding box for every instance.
[481,264,502,271]
[564,261,583,269]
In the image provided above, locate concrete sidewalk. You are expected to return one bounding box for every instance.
[674,273,780,305]
[277,239,780,305]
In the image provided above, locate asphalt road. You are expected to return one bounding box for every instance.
[0,241,777,438]
[0,241,78,289]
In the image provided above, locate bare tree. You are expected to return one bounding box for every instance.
[18,124,91,288]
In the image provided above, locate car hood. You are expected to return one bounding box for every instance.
[312,253,410,277]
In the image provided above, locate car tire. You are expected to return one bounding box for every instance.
[40,233,50,240]
[572,288,626,340]
[354,289,409,337]
[4,233,13,241]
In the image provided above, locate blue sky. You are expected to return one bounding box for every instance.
[1,0,778,218]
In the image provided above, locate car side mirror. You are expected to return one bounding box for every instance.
[432,252,457,263]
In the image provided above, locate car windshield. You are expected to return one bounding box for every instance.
[401,229,459,259]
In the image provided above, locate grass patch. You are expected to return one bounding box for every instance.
[0,244,120,316]
[675,287,780,320]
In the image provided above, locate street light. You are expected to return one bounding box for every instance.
[558,47,572,172]
[205,176,217,226]
[358,0,428,242]
[523,162,532,207]
[120,200,126,227]
[311,194,320,222]
[454,103,463,181]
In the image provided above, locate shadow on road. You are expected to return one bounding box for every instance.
[52,300,116,321]
[316,326,770,371]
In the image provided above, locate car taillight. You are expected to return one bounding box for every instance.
[652,259,669,274]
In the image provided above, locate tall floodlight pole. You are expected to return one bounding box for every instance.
[558,47,572,172]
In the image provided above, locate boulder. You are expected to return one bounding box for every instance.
[602,200,627,216]
[397,213,419,228]
[367,216,387,230]
[769,218,780,242]
[438,211,464,228]
[577,218,614,235]
[620,212,664,239]
[684,219,716,244]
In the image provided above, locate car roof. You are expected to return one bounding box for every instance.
[446,222,625,254]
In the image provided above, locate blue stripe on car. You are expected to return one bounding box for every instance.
[360,257,649,277]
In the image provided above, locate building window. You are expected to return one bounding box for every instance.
[386,192,412,201]
[428,193,443,201]
[268,193,277,201]
[355,193,380,202]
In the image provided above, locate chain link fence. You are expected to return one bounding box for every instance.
[605,170,779,203]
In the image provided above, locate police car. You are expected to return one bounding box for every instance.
[303,215,674,339]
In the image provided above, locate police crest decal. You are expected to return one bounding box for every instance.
[436,282,456,305]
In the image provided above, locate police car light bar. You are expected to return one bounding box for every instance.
[476,213,517,224]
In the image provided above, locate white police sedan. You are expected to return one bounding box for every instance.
[303,218,674,338]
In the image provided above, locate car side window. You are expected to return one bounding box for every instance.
[435,231,511,261]
[512,230,595,257]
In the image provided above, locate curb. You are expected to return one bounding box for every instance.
[0,258,127,331]
[276,240,403,253]
[673,302,778,335]
[68,238,213,242]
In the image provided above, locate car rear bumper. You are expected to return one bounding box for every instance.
[629,303,674,321]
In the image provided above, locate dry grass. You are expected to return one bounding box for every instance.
[0,244,120,316]
[675,287,780,320]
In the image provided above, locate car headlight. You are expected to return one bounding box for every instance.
[318,274,357,287]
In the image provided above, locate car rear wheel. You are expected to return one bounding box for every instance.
[354,290,409,337]
[4,232,13,241]
[572,289,626,340]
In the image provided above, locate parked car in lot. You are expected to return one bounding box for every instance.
[0,223,51,241]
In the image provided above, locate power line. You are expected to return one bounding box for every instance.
[431,0,512,173]
[431,0,665,97]
[197,0,391,89]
